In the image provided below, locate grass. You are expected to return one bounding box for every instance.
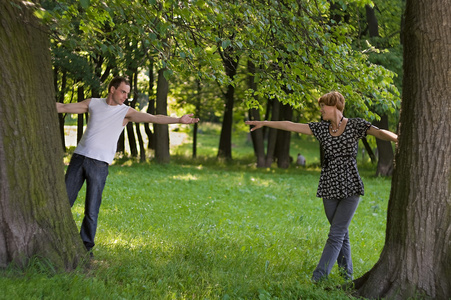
[0,124,391,299]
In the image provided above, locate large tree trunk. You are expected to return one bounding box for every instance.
[355,1,451,298]
[154,68,170,164]
[0,0,86,270]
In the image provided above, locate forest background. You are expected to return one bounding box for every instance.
[41,0,404,171]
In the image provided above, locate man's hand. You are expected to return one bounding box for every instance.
[179,114,200,124]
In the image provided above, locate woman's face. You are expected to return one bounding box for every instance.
[320,103,336,121]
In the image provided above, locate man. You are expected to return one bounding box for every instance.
[296,153,306,166]
[56,76,199,255]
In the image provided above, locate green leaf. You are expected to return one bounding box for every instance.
[80,0,90,10]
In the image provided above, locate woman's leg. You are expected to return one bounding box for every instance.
[312,195,360,281]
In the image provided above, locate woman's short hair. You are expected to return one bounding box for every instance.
[318,91,345,112]
[108,76,130,93]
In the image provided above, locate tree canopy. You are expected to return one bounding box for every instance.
[38,0,401,119]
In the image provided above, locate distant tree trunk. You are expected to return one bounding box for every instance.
[54,68,67,151]
[217,50,239,160]
[246,60,265,167]
[355,1,451,298]
[361,137,376,163]
[126,71,138,157]
[132,71,146,162]
[77,84,85,144]
[144,62,155,150]
[275,103,293,169]
[265,98,280,167]
[0,0,86,270]
[154,68,170,163]
[373,115,394,176]
[365,4,394,175]
[365,4,379,38]
[193,77,201,158]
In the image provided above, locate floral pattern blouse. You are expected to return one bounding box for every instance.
[308,118,372,199]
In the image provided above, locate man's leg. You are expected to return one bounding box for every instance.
[65,154,86,206]
[312,195,360,281]
[79,158,109,251]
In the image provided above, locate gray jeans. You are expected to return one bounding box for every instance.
[312,195,360,281]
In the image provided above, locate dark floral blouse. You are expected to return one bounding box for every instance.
[308,118,372,199]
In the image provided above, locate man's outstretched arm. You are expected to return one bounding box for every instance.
[56,99,91,114]
[125,108,199,125]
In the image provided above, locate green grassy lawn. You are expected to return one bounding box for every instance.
[0,124,391,299]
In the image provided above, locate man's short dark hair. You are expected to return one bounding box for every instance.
[108,76,130,93]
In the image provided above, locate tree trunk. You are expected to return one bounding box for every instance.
[249,108,266,167]
[355,1,451,298]
[275,103,293,169]
[373,115,394,176]
[77,85,85,144]
[154,68,170,164]
[365,4,394,175]
[125,72,138,157]
[246,60,265,167]
[217,51,239,160]
[144,62,155,150]
[193,77,202,158]
[361,137,376,163]
[0,0,86,270]
[55,68,67,151]
[265,98,280,167]
[131,71,146,162]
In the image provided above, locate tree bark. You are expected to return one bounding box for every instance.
[355,1,451,298]
[217,50,239,160]
[0,0,86,270]
[373,115,394,176]
[55,68,67,151]
[132,71,146,162]
[275,103,293,169]
[246,60,265,167]
[154,68,170,164]
[77,84,85,144]
[265,98,280,167]
[144,62,155,150]
[193,77,202,158]
[365,4,395,175]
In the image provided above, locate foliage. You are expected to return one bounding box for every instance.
[36,0,401,119]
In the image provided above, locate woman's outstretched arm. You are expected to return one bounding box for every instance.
[367,126,398,142]
[245,120,313,135]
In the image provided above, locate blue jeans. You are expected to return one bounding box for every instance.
[312,195,360,281]
[65,154,109,251]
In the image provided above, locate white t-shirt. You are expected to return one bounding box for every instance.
[74,98,129,164]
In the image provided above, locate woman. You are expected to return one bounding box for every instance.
[245,91,398,282]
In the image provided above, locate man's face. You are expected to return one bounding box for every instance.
[111,82,130,105]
